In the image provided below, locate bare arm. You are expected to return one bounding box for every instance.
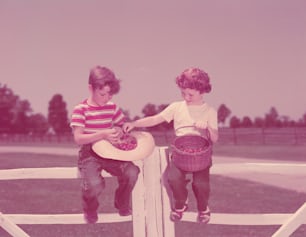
[123,114,166,132]
[72,126,121,145]
[208,127,218,143]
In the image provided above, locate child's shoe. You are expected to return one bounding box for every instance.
[115,200,132,216]
[197,206,210,224]
[84,211,98,224]
[118,208,132,216]
[170,204,188,222]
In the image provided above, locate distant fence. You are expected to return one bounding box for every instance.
[217,127,306,145]
[153,127,306,145]
[0,127,306,145]
[0,134,74,144]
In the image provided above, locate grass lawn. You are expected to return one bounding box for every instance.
[0,145,306,237]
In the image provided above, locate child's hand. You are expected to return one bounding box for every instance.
[123,122,134,133]
[194,121,207,130]
[104,128,122,143]
[113,126,124,138]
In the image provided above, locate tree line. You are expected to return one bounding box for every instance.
[0,84,70,135]
[1,84,306,136]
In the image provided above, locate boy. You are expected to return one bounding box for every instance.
[70,66,140,224]
[123,67,218,223]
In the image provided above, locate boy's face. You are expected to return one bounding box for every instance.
[90,85,113,106]
[180,88,203,105]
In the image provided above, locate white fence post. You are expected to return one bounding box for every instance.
[142,148,164,237]
[132,160,146,237]
[158,147,175,237]
[141,147,175,237]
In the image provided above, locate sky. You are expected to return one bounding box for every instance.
[1,0,305,121]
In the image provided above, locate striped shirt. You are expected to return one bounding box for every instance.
[70,100,125,134]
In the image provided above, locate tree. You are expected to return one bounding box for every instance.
[132,115,141,121]
[156,104,173,130]
[295,113,306,127]
[48,94,71,135]
[0,84,18,133]
[142,103,157,117]
[141,103,157,130]
[254,117,265,127]
[11,99,32,133]
[241,116,253,127]
[121,109,132,122]
[279,115,291,127]
[157,104,168,112]
[217,104,231,126]
[28,113,50,135]
[229,116,240,128]
[140,103,172,131]
[303,113,306,127]
[265,107,280,127]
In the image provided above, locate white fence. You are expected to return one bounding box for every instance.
[0,147,306,237]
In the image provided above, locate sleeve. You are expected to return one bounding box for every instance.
[159,102,179,123]
[113,105,126,126]
[70,105,85,128]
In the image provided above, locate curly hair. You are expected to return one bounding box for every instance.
[175,67,212,94]
[88,66,120,94]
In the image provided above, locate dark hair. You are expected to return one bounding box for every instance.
[88,66,120,94]
[175,67,212,94]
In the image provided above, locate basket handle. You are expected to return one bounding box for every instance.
[175,125,211,141]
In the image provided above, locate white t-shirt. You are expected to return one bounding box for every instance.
[159,101,218,136]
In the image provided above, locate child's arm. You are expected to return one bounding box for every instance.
[194,122,218,143]
[123,114,166,132]
[72,126,121,145]
[207,127,218,143]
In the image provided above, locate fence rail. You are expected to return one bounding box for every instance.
[1,127,306,146]
[1,147,306,237]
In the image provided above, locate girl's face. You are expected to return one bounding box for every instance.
[180,88,204,105]
[90,85,113,106]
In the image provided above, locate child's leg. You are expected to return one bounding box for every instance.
[167,162,188,209]
[103,160,140,214]
[192,167,210,211]
[78,148,105,223]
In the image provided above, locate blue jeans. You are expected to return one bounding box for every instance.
[167,161,210,211]
[78,144,140,214]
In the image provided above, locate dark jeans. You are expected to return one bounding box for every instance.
[78,144,140,214]
[167,161,210,211]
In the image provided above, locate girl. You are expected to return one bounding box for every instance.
[123,67,218,223]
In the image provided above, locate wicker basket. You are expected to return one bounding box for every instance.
[171,126,212,172]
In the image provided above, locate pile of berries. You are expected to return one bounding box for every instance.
[113,134,137,151]
[178,146,205,154]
